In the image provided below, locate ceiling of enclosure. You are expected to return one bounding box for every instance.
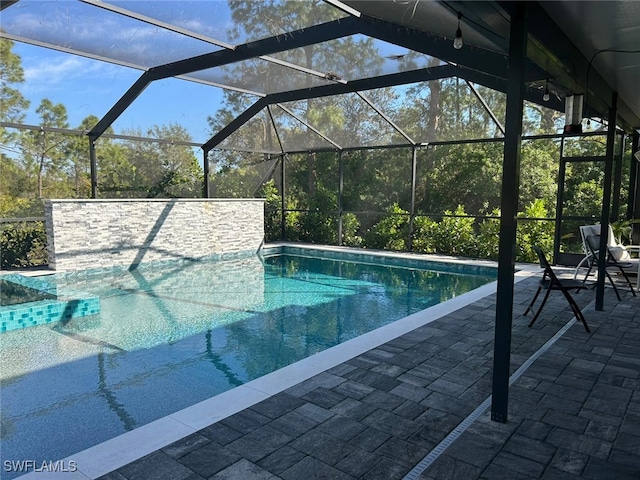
[1,0,639,153]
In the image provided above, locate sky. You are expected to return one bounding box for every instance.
[15,41,226,145]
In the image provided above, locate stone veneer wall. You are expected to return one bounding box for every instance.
[44,199,265,270]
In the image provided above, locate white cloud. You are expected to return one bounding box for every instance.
[22,54,127,95]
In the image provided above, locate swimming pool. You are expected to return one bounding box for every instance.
[0,246,496,478]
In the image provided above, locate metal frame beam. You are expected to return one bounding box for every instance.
[89,138,98,199]
[0,1,19,11]
[630,133,640,244]
[202,66,458,152]
[338,150,345,245]
[596,92,618,311]
[89,17,362,139]
[90,73,154,139]
[465,80,506,136]
[82,0,349,87]
[408,146,418,251]
[224,64,562,142]
[202,99,267,152]
[266,105,285,154]
[355,92,415,145]
[275,104,342,150]
[552,137,567,264]
[80,0,234,49]
[148,17,362,80]
[491,1,527,423]
[267,65,460,104]
[203,149,210,198]
[355,14,512,82]
[611,133,625,219]
[0,32,146,71]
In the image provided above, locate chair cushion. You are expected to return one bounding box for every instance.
[610,246,631,261]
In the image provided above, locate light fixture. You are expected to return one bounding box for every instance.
[563,93,584,134]
[635,150,640,162]
[453,12,463,50]
[542,80,550,102]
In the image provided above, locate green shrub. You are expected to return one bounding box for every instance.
[364,204,410,250]
[476,210,501,260]
[516,199,554,262]
[297,187,339,244]
[1,222,48,268]
[341,213,362,247]
[411,216,437,253]
[260,180,283,242]
[431,206,477,257]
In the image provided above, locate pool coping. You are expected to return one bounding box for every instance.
[14,245,539,480]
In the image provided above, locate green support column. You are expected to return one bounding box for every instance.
[491,1,527,423]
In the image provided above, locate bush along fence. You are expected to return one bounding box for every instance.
[269,199,556,265]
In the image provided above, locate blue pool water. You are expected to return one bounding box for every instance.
[0,249,495,476]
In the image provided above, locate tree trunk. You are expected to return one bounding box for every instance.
[37,154,44,198]
[425,58,442,141]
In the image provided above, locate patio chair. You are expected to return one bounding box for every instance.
[582,234,636,300]
[524,246,590,332]
[574,224,639,278]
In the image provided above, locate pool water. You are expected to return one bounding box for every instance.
[0,250,495,475]
[0,279,56,306]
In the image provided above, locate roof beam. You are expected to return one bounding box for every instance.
[89,16,362,139]
[264,61,562,112]
[0,1,19,11]
[465,80,506,135]
[355,92,415,144]
[148,17,362,80]
[202,98,267,152]
[0,32,146,71]
[202,63,564,153]
[265,64,460,103]
[83,0,347,86]
[452,66,565,114]
[355,14,512,82]
[275,104,343,150]
[202,65,459,152]
[89,73,153,139]
[80,0,235,49]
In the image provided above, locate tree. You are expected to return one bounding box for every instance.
[20,99,70,198]
[0,39,30,153]
[120,123,203,198]
[95,138,132,197]
[65,115,99,197]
